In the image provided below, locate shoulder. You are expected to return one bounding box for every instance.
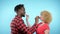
[44,24,50,30]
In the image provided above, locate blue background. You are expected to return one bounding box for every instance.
[0,0,60,34]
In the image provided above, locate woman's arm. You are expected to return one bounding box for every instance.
[44,30,49,34]
[26,14,31,28]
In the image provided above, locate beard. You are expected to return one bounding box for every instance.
[21,13,25,17]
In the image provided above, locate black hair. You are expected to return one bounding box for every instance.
[14,4,24,12]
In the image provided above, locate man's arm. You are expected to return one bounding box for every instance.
[29,16,39,33]
[10,20,18,34]
[26,16,44,33]
[26,16,39,33]
[17,20,31,34]
[17,19,38,34]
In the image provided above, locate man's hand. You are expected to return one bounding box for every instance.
[35,16,40,24]
[40,16,44,21]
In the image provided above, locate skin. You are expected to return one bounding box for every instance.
[17,7,25,17]
[44,30,49,34]
[26,14,31,27]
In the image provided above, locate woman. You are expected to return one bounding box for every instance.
[36,10,52,34]
[26,10,52,34]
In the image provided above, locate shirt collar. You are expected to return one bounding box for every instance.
[15,15,22,20]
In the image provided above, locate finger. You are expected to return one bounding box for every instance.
[26,14,29,17]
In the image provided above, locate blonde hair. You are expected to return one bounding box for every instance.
[41,10,52,23]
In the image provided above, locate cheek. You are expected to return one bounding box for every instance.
[18,11,20,14]
[21,12,25,15]
[42,15,45,19]
[20,11,23,14]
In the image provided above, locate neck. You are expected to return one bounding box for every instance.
[17,14,22,18]
[42,21,49,25]
[42,21,45,24]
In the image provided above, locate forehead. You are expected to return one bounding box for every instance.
[20,7,25,10]
[18,7,25,11]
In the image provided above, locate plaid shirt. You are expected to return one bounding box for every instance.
[10,15,38,34]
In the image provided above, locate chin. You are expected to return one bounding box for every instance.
[22,15,25,17]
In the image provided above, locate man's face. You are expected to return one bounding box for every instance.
[18,7,25,17]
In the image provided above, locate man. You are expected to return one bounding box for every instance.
[10,4,38,34]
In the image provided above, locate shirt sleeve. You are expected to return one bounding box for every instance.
[17,20,31,34]
[17,20,38,34]
[29,23,38,33]
[10,21,18,34]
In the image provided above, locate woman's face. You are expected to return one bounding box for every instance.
[41,11,52,24]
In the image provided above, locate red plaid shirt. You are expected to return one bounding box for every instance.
[10,15,38,34]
